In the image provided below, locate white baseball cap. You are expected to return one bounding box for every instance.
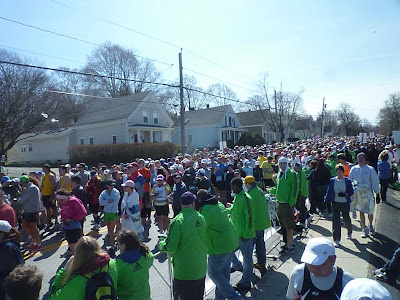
[0,220,12,233]
[121,180,135,188]
[340,278,392,300]
[301,237,335,266]
[278,157,289,164]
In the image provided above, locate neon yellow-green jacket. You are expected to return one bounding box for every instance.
[158,207,207,280]
[247,185,270,231]
[227,190,256,239]
[269,168,298,207]
[296,168,309,198]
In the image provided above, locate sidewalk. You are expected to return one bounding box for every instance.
[206,189,400,300]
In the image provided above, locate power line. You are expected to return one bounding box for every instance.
[0,60,179,88]
[183,67,257,93]
[184,86,253,106]
[0,16,173,67]
[46,0,254,81]
[0,44,84,64]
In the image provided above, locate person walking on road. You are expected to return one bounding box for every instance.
[293,162,311,228]
[158,191,207,300]
[16,175,42,252]
[268,157,298,255]
[228,177,256,293]
[196,190,241,300]
[244,176,271,272]
[41,164,57,229]
[286,237,354,299]
[377,152,391,203]
[171,173,186,217]
[374,246,400,284]
[324,164,354,247]
[120,180,143,238]
[349,152,380,237]
[85,170,102,231]
[150,175,171,234]
[99,179,120,257]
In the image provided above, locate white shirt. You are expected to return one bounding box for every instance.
[349,164,379,194]
[286,263,354,300]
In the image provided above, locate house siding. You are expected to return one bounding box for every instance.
[70,122,126,145]
[173,126,220,150]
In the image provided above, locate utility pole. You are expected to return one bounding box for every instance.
[321,97,326,138]
[274,89,279,142]
[179,50,186,155]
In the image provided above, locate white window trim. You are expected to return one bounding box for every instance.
[142,110,149,123]
[28,142,33,152]
[21,144,26,153]
[153,111,159,124]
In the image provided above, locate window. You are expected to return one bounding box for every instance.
[142,111,148,123]
[112,135,117,144]
[21,144,26,153]
[80,137,85,145]
[153,111,159,124]
[229,117,232,127]
[28,142,33,152]
[89,137,94,145]
[225,116,227,126]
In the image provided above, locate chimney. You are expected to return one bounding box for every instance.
[206,104,210,108]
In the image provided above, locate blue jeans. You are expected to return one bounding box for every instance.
[208,252,242,300]
[231,238,254,286]
[253,230,266,266]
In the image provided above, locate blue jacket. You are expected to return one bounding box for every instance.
[325,177,354,203]
[99,188,120,213]
[0,240,24,300]
[377,160,391,179]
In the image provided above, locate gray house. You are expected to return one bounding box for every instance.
[172,105,245,151]
[8,91,174,164]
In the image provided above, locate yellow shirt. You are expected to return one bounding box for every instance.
[261,161,275,179]
[59,175,72,192]
[42,173,55,196]
[257,156,267,165]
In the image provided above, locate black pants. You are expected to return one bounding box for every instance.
[380,178,390,202]
[295,195,309,223]
[332,201,352,242]
[173,277,205,300]
[383,247,400,281]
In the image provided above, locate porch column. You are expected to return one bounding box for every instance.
[137,129,141,143]
[150,130,153,142]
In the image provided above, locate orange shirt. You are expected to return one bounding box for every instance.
[139,167,151,192]
[344,163,351,178]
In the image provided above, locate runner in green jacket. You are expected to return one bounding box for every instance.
[245,176,270,271]
[196,190,241,300]
[228,177,255,292]
[116,230,154,300]
[158,191,207,300]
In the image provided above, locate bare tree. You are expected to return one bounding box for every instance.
[205,83,238,109]
[83,42,161,98]
[377,92,400,135]
[335,103,361,136]
[0,50,61,157]
[252,73,304,142]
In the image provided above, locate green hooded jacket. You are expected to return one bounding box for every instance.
[158,207,207,280]
[49,259,118,300]
[115,251,154,300]
[227,189,256,239]
[198,201,238,255]
[296,168,309,198]
[269,168,298,207]
[247,185,271,231]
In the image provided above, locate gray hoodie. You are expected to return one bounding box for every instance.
[17,182,42,213]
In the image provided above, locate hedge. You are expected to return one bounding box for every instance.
[68,142,177,166]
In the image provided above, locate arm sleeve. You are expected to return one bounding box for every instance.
[158,219,181,254]
[290,172,298,206]
[370,168,380,194]
[98,191,107,206]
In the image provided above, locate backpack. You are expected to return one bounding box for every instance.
[83,265,117,300]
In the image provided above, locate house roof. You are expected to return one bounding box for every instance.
[236,109,270,127]
[176,105,231,128]
[74,91,152,126]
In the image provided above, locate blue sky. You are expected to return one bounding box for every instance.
[1,0,399,124]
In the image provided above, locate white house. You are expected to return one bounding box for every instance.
[172,105,245,151]
[8,91,174,164]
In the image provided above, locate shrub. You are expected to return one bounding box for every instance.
[68,142,177,166]
[237,132,265,147]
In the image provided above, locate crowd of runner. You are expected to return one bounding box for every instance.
[0,135,397,299]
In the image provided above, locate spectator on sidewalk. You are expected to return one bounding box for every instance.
[325,164,354,247]
[286,237,354,300]
[158,192,207,300]
[3,265,43,300]
[196,190,241,300]
[244,176,271,272]
[377,152,391,203]
[340,278,392,300]
[228,177,256,293]
[374,246,400,284]
[268,157,298,255]
[349,152,380,237]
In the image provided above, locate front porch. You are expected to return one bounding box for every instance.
[128,126,172,143]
